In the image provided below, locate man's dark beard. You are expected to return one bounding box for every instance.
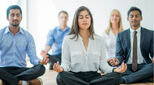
[11,23,20,27]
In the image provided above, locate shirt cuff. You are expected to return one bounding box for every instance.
[61,64,70,71]
[33,59,41,65]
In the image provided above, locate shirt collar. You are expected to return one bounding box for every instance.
[78,34,95,40]
[4,26,24,34]
[130,26,141,33]
[57,26,69,32]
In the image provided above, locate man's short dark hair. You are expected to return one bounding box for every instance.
[127,7,142,16]
[58,10,68,17]
[7,5,22,18]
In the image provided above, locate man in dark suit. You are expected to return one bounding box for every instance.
[108,6,153,84]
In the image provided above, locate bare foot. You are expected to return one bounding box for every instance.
[18,80,22,85]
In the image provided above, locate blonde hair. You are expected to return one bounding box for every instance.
[105,9,123,35]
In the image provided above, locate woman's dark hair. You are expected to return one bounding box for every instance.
[69,6,95,40]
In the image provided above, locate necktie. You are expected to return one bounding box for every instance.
[132,31,137,72]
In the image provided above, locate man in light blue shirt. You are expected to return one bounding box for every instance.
[0,5,48,85]
[41,10,70,70]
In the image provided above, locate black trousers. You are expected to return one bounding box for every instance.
[56,71,121,85]
[48,54,61,70]
[0,64,45,85]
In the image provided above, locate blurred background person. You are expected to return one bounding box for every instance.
[108,7,153,84]
[103,9,123,61]
[41,10,70,70]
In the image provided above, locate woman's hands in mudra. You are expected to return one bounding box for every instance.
[53,61,127,73]
[53,61,64,72]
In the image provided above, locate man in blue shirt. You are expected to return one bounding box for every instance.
[41,10,70,70]
[0,5,48,85]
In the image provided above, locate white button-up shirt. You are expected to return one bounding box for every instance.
[61,34,113,73]
[103,31,117,60]
[127,27,145,64]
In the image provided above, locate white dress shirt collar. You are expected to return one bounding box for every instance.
[130,26,141,33]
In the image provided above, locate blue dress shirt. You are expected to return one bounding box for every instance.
[46,26,70,55]
[0,26,40,67]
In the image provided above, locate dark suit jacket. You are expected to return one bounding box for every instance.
[116,27,154,64]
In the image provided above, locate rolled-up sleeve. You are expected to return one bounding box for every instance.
[61,37,71,71]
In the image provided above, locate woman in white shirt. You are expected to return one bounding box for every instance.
[103,9,123,60]
[53,6,127,85]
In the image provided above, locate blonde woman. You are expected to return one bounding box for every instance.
[103,9,123,60]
